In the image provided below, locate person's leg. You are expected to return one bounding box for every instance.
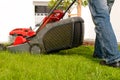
[93,0,115,59]
[93,36,104,58]
[88,0,120,64]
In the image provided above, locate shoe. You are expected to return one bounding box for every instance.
[100,60,120,67]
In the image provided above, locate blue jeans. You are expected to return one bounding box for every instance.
[88,0,120,64]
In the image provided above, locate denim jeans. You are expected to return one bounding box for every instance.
[88,0,120,64]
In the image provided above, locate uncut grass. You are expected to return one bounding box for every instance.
[0,46,120,80]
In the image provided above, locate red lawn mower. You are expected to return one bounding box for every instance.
[0,0,84,54]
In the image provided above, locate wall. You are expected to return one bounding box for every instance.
[0,0,35,42]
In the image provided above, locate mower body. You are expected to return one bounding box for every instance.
[8,17,84,53]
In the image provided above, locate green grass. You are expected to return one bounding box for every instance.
[0,45,120,80]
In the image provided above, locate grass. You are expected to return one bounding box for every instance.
[0,45,120,80]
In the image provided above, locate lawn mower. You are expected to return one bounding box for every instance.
[1,0,84,54]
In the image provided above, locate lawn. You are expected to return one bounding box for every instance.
[0,45,120,80]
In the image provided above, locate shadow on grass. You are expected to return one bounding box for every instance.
[50,45,100,63]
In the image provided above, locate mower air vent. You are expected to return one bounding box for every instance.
[43,23,72,52]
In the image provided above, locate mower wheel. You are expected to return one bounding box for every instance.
[29,44,41,54]
[0,44,6,51]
